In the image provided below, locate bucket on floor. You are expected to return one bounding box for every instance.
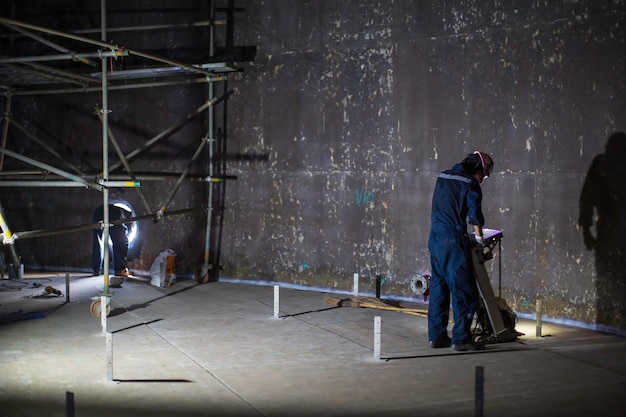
[8,263,24,280]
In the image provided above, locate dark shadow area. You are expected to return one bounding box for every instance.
[579,132,626,330]
[107,281,200,317]
[277,305,342,318]
[0,309,46,325]
[113,378,193,383]
[110,318,163,332]
[382,343,533,361]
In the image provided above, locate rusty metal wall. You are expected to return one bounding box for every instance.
[1,1,624,331]
[222,1,626,331]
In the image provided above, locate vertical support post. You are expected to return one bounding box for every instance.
[0,202,22,271]
[536,297,543,337]
[273,285,279,318]
[204,1,215,275]
[353,273,359,296]
[209,0,215,57]
[106,332,113,381]
[475,366,484,417]
[65,272,70,303]
[100,0,111,293]
[226,0,235,48]
[375,275,382,299]
[0,94,12,170]
[100,295,108,335]
[373,316,381,360]
[65,391,75,417]
[201,79,215,282]
[498,240,502,299]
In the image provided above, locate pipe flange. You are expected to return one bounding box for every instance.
[410,273,430,296]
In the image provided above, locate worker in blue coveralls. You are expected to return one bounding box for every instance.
[428,151,494,351]
[92,204,131,277]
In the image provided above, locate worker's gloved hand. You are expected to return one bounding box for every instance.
[474,235,485,247]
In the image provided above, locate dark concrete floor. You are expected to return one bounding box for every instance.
[1,272,625,417]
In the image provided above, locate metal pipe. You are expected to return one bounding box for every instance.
[15,221,108,239]
[0,94,11,171]
[106,332,113,380]
[0,147,102,190]
[66,391,75,417]
[9,118,85,176]
[498,239,502,299]
[0,181,98,187]
[209,0,215,57]
[212,80,231,279]
[0,16,125,55]
[475,366,485,417]
[1,21,218,40]
[0,201,21,267]
[2,22,97,67]
[373,316,381,360]
[99,181,140,188]
[0,178,228,187]
[0,180,139,187]
[157,135,208,217]
[125,50,214,78]
[536,297,543,337]
[25,62,99,85]
[0,16,215,77]
[0,170,48,176]
[203,79,215,277]
[65,272,70,304]
[101,0,111,291]
[95,106,152,213]
[3,63,90,87]
[99,66,231,79]
[6,62,93,88]
[108,96,221,172]
[3,207,206,240]
[0,173,234,183]
[8,76,220,96]
[0,50,125,64]
[273,285,279,318]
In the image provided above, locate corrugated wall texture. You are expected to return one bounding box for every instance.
[222,1,626,332]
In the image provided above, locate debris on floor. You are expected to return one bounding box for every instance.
[323,294,428,317]
[43,286,63,296]
[22,286,63,298]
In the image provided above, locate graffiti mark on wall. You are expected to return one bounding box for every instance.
[299,262,320,280]
[356,187,374,207]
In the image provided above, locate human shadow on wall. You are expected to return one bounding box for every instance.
[579,132,626,330]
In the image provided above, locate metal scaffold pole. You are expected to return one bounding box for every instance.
[0,95,12,171]
[197,0,217,284]
[198,78,215,284]
[100,0,111,294]
[0,0,250,291]
[0,201,22,279]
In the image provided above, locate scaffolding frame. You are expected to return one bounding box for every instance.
[0,0,251,288]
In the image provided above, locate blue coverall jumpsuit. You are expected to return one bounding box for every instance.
[428,163,484,346]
